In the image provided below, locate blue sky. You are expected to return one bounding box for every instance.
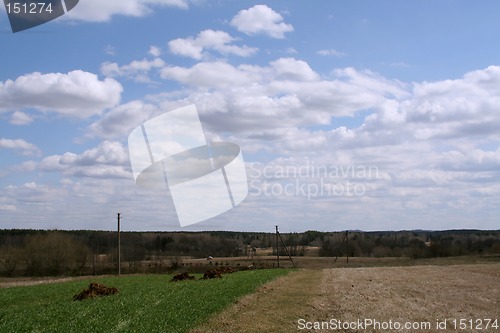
[1,1,500,232]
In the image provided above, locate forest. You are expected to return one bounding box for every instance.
[0,229,498,277]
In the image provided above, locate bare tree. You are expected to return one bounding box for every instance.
[0,245,20,276]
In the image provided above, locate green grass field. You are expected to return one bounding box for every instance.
[0,269,290,333]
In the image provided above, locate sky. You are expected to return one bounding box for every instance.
[1,0,500,232]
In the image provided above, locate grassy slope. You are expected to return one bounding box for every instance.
[0,269,290,333]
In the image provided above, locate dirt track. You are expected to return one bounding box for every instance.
[0,275,115,289]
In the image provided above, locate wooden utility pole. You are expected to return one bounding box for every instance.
[274,226,296,268]
[278,229,296,268]
[117,213,121,275]
[275,225,280,268]
[346,230,349,264]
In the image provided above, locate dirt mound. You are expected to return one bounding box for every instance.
[73,282,119,301]
[171,272,195,282]
[202,267,234,279]
[202,269,222,279]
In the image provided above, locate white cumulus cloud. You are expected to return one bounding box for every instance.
[0,138,41,156]
[149,45,162,57]
[317,49,347,57]
[230,5,294,39]
[101,58,165,82]
[87,100,160,139]
[168,29,258,59]
[0,70,122,118]
[158,58,408,134]
[9,111,33,125]
[39,141,130,179]
[160,61,260,88]
[65,0,189,22]
[270,57,320,81]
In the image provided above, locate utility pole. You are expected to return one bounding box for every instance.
[346,230,349,264]
[278,228,297,268]
[275,225,280,268]
[117,213,121,275]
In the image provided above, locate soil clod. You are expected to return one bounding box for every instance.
[171,272,195,282]
[202,267,234,279]
[73,282,119,301]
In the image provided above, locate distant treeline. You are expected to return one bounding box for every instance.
[0,229,498,277]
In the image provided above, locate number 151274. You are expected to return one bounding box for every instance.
[5,2,53,14]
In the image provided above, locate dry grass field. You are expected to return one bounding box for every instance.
[312,264,499,333]
[192,263,500,333]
